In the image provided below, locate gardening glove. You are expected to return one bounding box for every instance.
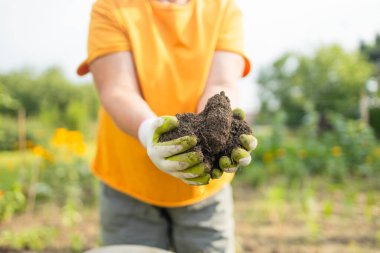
[218,108,258,174]
[138,116,211,185]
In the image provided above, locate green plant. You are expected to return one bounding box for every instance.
[0,68,99,129]
[301,188,321,242]
[238,111,380,187]
[376,230,380,247]
[69,233,85,252]
[0,227,57,251]
[0,116,37,151]
[0,183,26,221]
[28,128,97,211]
[369,106,380,138]
[65,101,88,131]
[322,200,333,219]
[258,45,374,127]
[329,114,377,174]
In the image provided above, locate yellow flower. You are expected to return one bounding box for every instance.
[73,142,86,156]
[51,128,69,147]
[67,132,79,145]
[0,190,4,200]
[263,152,273,164]
[276,148,285,158]
[331,146,342,157]
[66,131,86,156]
[32,145,46,156]
[51,128,86,156]
[374,148,380,158]
[32,145,53,161]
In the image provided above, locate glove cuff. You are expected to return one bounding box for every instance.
[138,117,157,148]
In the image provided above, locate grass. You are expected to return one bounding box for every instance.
[0,151,36,169]
[0,177,379,252]
[1,146,380,252]
[0,151,37,191]
[233,178,380,253]
[0,141,96,190]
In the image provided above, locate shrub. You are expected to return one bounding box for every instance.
[369,106,380,138]
[238,111,380,187]
[0,116,37,151]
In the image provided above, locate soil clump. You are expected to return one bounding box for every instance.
[159,92,252,176]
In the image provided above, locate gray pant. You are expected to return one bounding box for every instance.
[99,182,235,253]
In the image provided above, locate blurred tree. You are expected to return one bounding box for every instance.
[0,69,39,115]
[360,34,380,137]
[360,34,380,85]
[35,67,76,114]
[0,81,19,111]
[0,67,99,129]
[258,45,373,127]
[76,84,100,121]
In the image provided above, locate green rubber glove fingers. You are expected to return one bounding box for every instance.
[233,108,246,120]
[233,108,257,151]
[183,174,211,186]
[219,156,232,169]
[152,116,178,143]
[239,134,258,152]
[232,147,251,166]
[218,147,251,174]
[219,156,237,173]
[172,163,210,179]
[165,151,204,171]
[154,135,197,158]
[211,168,223,179]
[214,108,258,175]
[139,116,209,185]
[150,116,198,158]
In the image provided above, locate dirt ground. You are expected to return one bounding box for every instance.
[1,183,379,253]
[233,185,380,253]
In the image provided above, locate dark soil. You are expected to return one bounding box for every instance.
[159,92,252,175]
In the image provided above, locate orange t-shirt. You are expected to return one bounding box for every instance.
[78,0,250,207]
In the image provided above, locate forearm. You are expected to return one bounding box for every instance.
[100,87,155,139]
[197,84,238,113]
[90,52,156,139]
[197,51,244,112]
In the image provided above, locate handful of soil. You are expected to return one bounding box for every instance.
[159,92,252,178]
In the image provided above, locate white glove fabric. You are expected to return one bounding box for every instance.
[138,116,210,185]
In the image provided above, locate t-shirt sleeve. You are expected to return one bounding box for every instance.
[77,0,130,76]
[216,0,251,77]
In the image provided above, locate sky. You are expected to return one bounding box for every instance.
[0,0,380,112]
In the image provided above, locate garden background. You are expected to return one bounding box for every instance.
[1,0,380,252]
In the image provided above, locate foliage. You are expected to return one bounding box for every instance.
[0,184,26,222]
[231,175,380,252]
[31,128,96,207]
[0,227,57,251]
[0,68,99,133]
[0,58,379,251]
[239,111,380,187]
[369,106,380,138]
[0,82,19,111]
[360,34,380,85]
[0,116,40,151]
[0,128,97,222]
[360,35,380,137]
[258,45,374,127]
[65,101,89,131]
[328,114,377,174]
